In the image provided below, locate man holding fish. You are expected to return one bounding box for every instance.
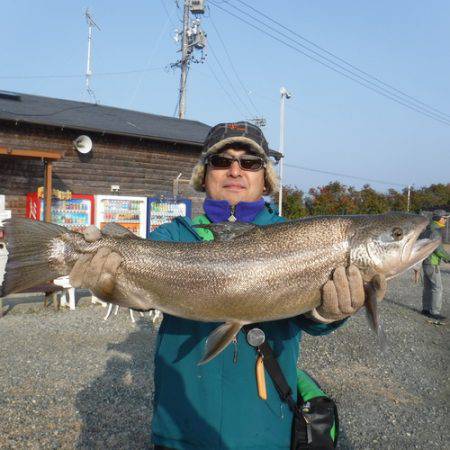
[71,122,384,450]
[1,122,439,449]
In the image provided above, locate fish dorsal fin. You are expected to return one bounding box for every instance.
[193,221,258,242]
[102,222,140,239]
[198,322,243,365]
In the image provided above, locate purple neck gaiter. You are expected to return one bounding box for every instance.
[204,198,265,223]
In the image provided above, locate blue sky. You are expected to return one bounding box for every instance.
[2,0,449,193]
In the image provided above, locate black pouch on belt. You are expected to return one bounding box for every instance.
[291,369,338,449]
[243,325,338,450]
[291,394,338,449]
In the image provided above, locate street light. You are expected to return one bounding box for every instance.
[278,86,292,216]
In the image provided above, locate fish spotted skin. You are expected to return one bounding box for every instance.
[0,212,438,323]
[0,213,440,363]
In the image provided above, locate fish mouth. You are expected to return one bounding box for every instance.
[391,235,441,280]
[409,236,441,267]
[388,218,441,280]
[400,218,429,265]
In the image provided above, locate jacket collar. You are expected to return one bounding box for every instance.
[174,202,283,242]
[203,198,265,223]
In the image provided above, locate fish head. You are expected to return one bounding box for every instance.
[349,213,441,281]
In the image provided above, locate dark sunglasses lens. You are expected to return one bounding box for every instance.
[209,155,232,168]
[208,154,264,170]
[240,157,264,170]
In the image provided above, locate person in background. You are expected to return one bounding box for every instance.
[421,209,450,321]
[70,121,386,450]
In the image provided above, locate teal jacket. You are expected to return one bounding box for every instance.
[423,221,450,266]
[150,205,345,450]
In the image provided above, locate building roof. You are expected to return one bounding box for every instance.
[0,91,210,146]
[0,90,281,159]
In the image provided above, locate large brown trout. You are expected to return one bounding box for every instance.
[0,213,440,363]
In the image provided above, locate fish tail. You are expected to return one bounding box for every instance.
[0,217,72,296]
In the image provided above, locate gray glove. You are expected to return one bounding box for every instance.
[69,225,123,301]
[307,265,387,323]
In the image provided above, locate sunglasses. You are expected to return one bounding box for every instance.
[207,154,265,171]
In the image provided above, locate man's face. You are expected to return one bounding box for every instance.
[204,148,266,205]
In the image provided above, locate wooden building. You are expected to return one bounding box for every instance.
[0,91,211,218]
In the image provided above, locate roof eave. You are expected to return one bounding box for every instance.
[0,117,204,148]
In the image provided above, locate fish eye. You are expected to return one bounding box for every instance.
[391,227,404,241]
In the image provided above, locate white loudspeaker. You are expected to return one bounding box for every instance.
[73,135,93,154]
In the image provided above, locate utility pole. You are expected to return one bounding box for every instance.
[85,8,100,103]
[178,1,190,119]
[278,87,292,215]
[174,0,207,119]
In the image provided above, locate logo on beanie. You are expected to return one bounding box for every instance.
[228,123,246,131]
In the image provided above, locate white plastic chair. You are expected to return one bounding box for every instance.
[103,303,162,323]
[91,294,108,307]
[53,276,76,310]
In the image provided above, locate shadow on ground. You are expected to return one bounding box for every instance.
[1,289,92,315]
[336,427,355,449]
[75,319,156,449]
[383,296,422,313]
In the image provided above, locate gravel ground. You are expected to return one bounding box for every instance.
[0,270,449,450]
[302,267,450,450]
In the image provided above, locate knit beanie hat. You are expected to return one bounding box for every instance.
[190,121,279,194]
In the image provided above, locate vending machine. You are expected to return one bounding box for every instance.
[26,192,95,233]
[147,197,192,236]
[95,195,147,238]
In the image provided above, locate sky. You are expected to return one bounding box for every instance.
[2,0,449,193]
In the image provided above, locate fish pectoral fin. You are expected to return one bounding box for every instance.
[192,222,258,242]
[364,274,387,350]
[198,322,243,365]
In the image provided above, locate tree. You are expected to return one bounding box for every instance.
[307,181,357,215]
[386,188,407,211]
[277,186,308,219]
[277,182,449,218]
[356,184,390,214]
[410,183,450,212]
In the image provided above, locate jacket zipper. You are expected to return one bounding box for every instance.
[228,205,237,222]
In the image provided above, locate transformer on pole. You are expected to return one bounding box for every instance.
[172,0,207,119]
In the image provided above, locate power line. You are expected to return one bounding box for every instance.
[0,67,165,80]
[0,74,86,80]
[206,59,245,116]
[218,1,450,126]
[221,1,450,125]
[245,89,305,116]
[208,7,260,116]
[233,0,450,121]
[284,163,406,187]
[209,1,450,127]
[208,41,254,117]
[128,15,172,108]
[159,0,177,28]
